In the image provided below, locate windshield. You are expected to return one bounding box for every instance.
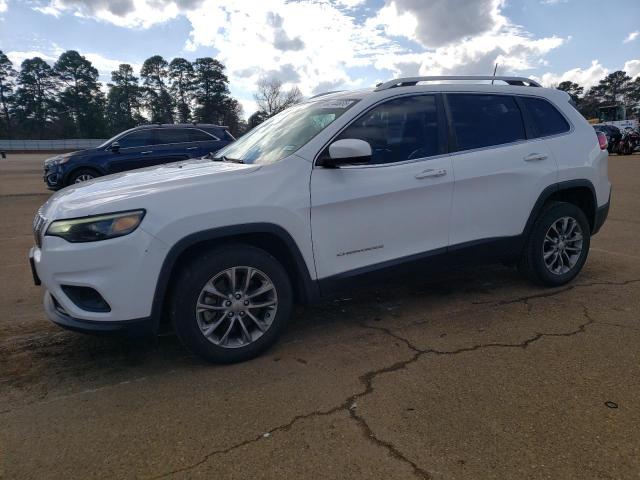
[214,98,359,164]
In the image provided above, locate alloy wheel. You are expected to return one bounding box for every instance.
[74,174,94,183]
[195,266,278,348]
[542,216,584,275]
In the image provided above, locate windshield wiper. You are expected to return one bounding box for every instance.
[212,154,244,164]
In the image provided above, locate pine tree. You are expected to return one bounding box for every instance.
[54,50,105,137]
[169,58,194,123]
[140,55,173,123]
[192,57,229,124]
[0,50,17,138]
[14,57,59,138]
[106,64,145,134]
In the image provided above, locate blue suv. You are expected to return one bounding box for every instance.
[43,124,235,190]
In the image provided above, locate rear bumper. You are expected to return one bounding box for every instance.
[44,291,155,336]
[593,193,610,235]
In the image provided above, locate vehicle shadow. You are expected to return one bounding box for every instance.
[1,263,530,408]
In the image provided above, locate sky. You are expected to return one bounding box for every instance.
[1,0,639,117]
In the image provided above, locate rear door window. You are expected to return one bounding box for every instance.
[155,128,191,145]
[521,97,570,138]
[447,94,525,151]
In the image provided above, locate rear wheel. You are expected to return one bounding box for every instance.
[170,245,293,363]
[68,168,100,185]
[519,202,590,286]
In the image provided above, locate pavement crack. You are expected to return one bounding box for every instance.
[151,294,606,479]
[472,278,640,307]
[151,347,431,479]
[355,321,423,353]
[349,406,431,479]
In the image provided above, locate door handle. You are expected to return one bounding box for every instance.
[415,168,447,179]
[523,153,548,162]
[186,146,198,150]
[141,151,153,155]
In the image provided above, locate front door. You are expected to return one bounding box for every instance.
[106,129,158,174]
[310,94,454,282]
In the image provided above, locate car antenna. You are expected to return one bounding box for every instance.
[491,63,499,85]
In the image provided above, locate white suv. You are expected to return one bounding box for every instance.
[30,76,611,363]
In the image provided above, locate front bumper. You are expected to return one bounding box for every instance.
[44,291,155,335]
[32,226,168,324]
[43,163,64,190]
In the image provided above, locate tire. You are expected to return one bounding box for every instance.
[68,168,100,185]
[519,201,591,287]
[170,245,293,363]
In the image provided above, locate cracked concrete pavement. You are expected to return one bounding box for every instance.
[1,153,639,479]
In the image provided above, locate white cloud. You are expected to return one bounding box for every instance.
[184,0,398,99]
[34,0,185,28]
[368,0,506,48]
[30,0,568,115]
[624,59,640,78]
[537,60,609,89]
[0,0,8,13]
[624,31,639,44]
[7,49,61,67]
[6,48,140,84]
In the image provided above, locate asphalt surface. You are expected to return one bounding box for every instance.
[1,153,639,479]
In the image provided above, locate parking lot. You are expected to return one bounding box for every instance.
[1,153,639,479]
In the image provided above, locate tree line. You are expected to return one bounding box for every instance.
[0,50,246,139]
[555,70,640,120]
[2,48,640,141]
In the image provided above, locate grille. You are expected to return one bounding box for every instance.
[33,211,47,248]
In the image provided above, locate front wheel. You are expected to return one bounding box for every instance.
[68,168,100,185]
[170,245,293,363]
[519,202,591,287]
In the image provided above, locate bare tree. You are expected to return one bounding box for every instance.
[253,78,303,117]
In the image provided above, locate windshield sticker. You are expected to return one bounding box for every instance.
[318,99,355,109]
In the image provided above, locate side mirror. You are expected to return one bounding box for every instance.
[110,142,120,152]
[322,139,371,167]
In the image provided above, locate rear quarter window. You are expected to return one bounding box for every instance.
[521,97,570,138]
[189,129,216,142]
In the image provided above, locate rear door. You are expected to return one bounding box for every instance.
[152,128,194,164]
[445,93,557,246]
[188,128,226,157]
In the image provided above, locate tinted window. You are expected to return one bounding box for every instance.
[118,130,155,149]
[189,129,215,142]
[522,97,570,137]
[447,94,525,151]
[156,128,191,145]
[337,95,440,164]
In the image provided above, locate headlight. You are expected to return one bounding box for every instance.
[46,210,145,243]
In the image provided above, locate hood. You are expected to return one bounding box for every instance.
[40,159,260,220]
[44,150,88,165]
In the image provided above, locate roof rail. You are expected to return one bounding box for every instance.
[374,76,542,91]
[308,90,345,99]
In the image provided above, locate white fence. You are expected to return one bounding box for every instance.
[0,139,108,151]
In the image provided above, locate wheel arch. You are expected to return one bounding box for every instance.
[151,223,320,328]
[525,180,597,239]
[63,165,105,185]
